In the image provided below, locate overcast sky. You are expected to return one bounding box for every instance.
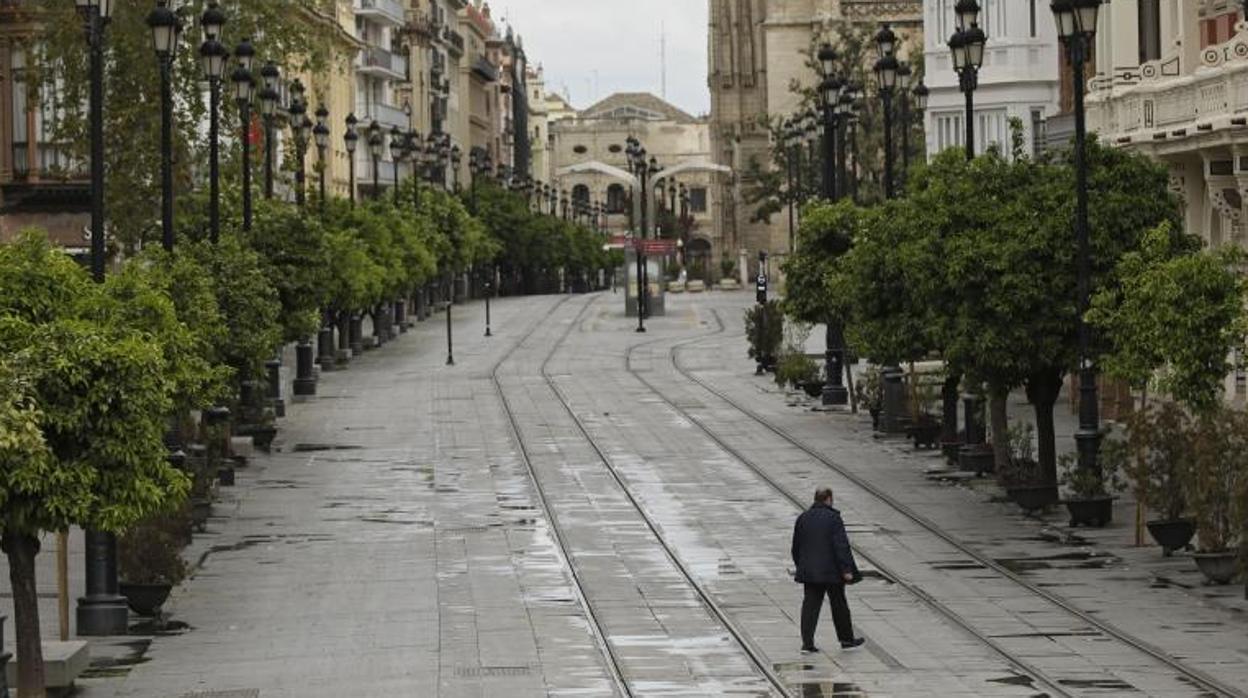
[484,0,710,116]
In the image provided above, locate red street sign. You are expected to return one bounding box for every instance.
[638,240,676,255]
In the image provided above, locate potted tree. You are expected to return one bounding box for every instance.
[907,380,942,450]
[118,512,190,617]
[1124,403,1196,555]
[999,423,1057,514]
[1185,407,1246,584]
[856,366,884,430]
[744,300,784,373]
[1059,438,1126,528]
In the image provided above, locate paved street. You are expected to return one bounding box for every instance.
[13,290,1246,697]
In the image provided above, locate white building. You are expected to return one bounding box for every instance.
[353,0,410,197]
[1085,0,1246,248]
[923,0,1061,159]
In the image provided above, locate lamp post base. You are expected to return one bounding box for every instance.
[293,341,317,397]
[821,384,849,406]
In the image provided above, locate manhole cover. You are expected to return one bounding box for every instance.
[181,691,260,698]
[454,665,532,678]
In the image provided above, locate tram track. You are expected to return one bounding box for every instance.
[490,294,792,698]
[632,304,1243,698]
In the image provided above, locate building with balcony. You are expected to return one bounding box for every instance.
[923,0,1061,159]
[459,0,501,187]
[1085,0,1246,247]
[353,0,410,197]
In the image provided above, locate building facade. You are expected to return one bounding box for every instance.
[923,0,1060,159]
[550,93,721,278]
[708,0,922,274]
[1085,0,1244,248]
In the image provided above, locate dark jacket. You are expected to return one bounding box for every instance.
[791,503,859,585]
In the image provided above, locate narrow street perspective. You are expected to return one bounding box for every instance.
[4,1,1248,697]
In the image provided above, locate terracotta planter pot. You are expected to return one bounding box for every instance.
[1063,496,1115,528]
[1193,551,1239,585]
[119,582,172,617]
[1006,484,1059,514]
[1146,518,1196,556]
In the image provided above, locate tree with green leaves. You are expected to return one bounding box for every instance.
[0,232,189,697]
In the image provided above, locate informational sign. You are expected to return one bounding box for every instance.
[756,273,768,304]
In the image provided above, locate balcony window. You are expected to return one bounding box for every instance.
[607,183,626,213]
[9,46,78,179]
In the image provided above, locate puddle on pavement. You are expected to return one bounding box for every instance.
[987,674,1038,689]
[996,551,1118,574]
[1059,678,1136,690]
[1150,576,1193,590]
[287,443,363,453]
[791,682,866,697]
[929,559,988,571]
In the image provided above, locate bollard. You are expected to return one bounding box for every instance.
[293,340,317,397]
[349,315,364,355]
[264,359,284,418]
[317,326,336,371]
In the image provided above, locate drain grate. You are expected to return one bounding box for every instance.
[181,691,260,698]
[454,665,533,678]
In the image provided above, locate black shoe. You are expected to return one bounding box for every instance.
[800,645,819,653]
[840,638,865,650]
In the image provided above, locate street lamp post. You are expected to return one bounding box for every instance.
[390,126,405,206]
[818,44,840,200]
[259,61,279,199]
[784,119,799,252]
[74,0,129,640]
[314,106,329,213]
[874,24,899,200]
[368,120,382,200]
[950,1,987,161]
[344,113,359,207]
[1053,0,1103,484]
[897,61,912,191]
[232,38,255,231]
[199,2,226,244]
[148,0,179,252]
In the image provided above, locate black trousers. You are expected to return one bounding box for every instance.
[801,582,854,646]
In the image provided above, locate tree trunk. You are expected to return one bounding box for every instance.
[941,372,961,444]
[988,384,1010,475]
[3,531,46,698]
[1026,368,1065,486]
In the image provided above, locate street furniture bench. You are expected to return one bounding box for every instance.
[5,641,90,696]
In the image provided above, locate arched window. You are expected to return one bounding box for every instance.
[607,184,626,213]
[572,184,590,203]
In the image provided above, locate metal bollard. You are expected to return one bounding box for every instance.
[293,340,317,397]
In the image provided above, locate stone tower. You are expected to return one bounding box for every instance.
[708,0,921,276]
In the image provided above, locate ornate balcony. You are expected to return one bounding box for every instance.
[354,0,404,27]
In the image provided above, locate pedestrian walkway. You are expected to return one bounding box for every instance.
[10,291,1246,697]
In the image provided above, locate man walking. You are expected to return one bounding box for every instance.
[791,487,864,652]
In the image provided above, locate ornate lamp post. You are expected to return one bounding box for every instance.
[450,144,462,193]
[368,120,382,200]
[259,61,280,199]
[76,0,115,281]
[232,38,256,231]
[74,0,127,638]
[199,2,226,243]
[950,1,986,161]
[874,24,899,200]
[897,61,913,191]
[818,43,841,201]
[314,106,329,213]
[147,0,179,252]
[1053,0,1103,484]
[343,113,359,207]
[390,125,405,205]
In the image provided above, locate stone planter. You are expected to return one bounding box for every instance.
[1193,551,1239,585]
[1006,484,1059,514]
[119,582,173,617]
[908,419,942,450]
[958,443,995,475]
[1063,496,1115,528]
[1146,518,1197,556]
